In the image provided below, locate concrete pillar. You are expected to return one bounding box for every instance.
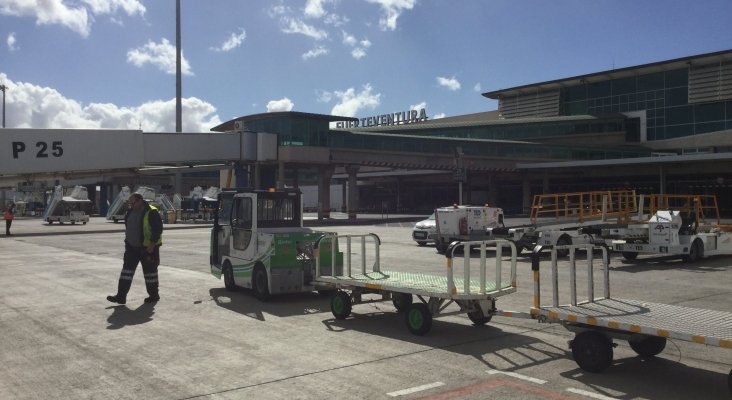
[522,174,531,215]
[277,161,285,189]
[173,172,183,194]
[487,173,498,207]
[659,166,666,195]
[317,166,334,220]
[346,165,359,219]
[254,163,261,190]
[542,171,550,193]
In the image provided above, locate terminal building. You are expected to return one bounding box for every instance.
[2,48,732,216]
[211,48,732,215]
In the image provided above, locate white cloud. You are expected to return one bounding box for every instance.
[210,28,246,52]
[82,0,145,17]
[342,32,371,59]
[351,48,367,59]
[330,84,380,117]
[268,4,291,17]
[316,90,332,103]
[474,83,482,92]
[0,74,221,132]
[304,0,329,18]
[436,76,461,91]
[432,113,445,119]
[410,102,426,111]
[323,13,348,27]
[0,0,145,37]
[366,0,417,31]
[280,16,328,40]
[127,38,193,76]
[267,98,294,112]
[342,31,357,46]
[302,46,329,60]
[7,32,18,51]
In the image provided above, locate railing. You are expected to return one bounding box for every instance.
[314,233,380,278]
[531,244,610,309]
[444,239,517,297]
[530,190,637,225]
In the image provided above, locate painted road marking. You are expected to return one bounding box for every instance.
[486,369,547,384]
[567,388,618,400]
[387,382,445,397]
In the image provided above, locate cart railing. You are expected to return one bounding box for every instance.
[314,233,380,278]
[444,240,517,297]
[531,244,610,310]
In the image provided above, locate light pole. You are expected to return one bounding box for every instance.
[0,84,6,128]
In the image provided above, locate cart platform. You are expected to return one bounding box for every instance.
[317,270,515,300]
[535,298,732,348]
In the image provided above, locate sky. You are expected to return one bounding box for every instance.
[1,0,731,133]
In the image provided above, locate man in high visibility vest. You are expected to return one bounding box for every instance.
[107,193,163,305]
[4,202,14,236]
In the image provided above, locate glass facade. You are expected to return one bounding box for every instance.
[560,68,732,140]
[243,115,331,147]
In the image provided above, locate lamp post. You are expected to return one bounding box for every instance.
[0,84,6,128]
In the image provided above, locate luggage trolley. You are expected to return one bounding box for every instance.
[313,234,518,335]
[525,244,732,393]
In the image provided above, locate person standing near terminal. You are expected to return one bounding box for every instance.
[4,202,15,236]
[107,193,163,305]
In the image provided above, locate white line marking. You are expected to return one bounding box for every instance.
[486,369,547,384]
[566,388,618,400]
[387,381,445,397]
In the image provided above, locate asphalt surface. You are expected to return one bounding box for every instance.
[1,216,731,399]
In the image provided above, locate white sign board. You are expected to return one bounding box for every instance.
[0,129,143,175]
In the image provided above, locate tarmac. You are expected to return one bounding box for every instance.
[1,215,731,399]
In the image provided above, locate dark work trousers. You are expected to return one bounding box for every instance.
[115,242,160,300]
[5,219,11,235]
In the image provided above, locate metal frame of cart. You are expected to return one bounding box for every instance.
[313,233,518,335]
[507,244,732,393]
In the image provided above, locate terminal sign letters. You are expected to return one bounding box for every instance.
[335,108,428,129]
[12,141,64,159]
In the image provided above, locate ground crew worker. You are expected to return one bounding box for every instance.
[4,202,15,236]
[107,193,163,305]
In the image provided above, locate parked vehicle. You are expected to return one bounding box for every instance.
[412,213,436,246]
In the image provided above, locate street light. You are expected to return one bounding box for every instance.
[0,84,6,128]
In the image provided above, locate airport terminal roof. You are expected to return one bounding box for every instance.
[211,111,357,132]
[482,48,732,99]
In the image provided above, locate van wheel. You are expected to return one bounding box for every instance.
[556,235,571,258]
[252,266,270,301]
[223,262,237,291]
[682,239,703,263]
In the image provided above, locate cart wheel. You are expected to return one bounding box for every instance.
[252,265,270,301]
[406,303,432,335]
[556,235,571,258]
[392,293,413,312]
[628,334,666,357]
[331,291,352,320]
[682,239,703,263]
[71,221,76,225]
[621,251,638,261]
[467,309,492,326]
[223,262,236,291]
[571,331,613,373]
[436,242,447,254]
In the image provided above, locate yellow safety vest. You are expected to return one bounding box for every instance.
[143,205,163,246]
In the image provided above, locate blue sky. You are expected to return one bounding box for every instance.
[1,0,731,132]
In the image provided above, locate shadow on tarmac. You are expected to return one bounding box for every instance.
[320,299,730,398]
[106,303,156,329]
[208,287,332,321]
